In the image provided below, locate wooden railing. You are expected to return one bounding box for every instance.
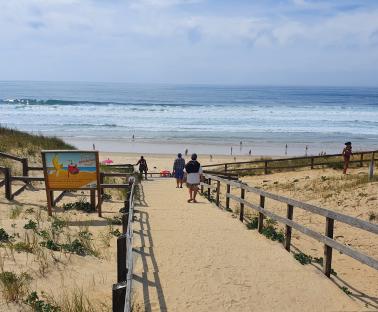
[201,173,378,277]
[112,181,136,312]
[202,150,378,175]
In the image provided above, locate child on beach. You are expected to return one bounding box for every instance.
[342,142,352,174]
[173,153,185,188]
[135,156,148,180]
[185,153,203,203]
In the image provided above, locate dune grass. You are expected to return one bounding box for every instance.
[0,126,75,173]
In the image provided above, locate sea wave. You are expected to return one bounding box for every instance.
[0,98,203,107]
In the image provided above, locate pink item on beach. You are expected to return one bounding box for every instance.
[102,158,114,165]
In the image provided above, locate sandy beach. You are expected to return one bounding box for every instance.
[0,150,377,310]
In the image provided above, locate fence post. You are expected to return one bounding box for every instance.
[21,158,29,178]
[49,191,54,207]
[4,167,12,200]
[207,178,211,201]
[258,195,265,233]
[117,234,128,282]
[100,172,104,196]
[369,155,375,181]
[90,189,96,211]
[285,204,294,251]
[216,180,220,206]
[226,184,230,210]
[323,217,334,277]
[239,187,245,222]
[264,161,268,174]
[360,153,364,167]
[112,282,127,312]
[123,192,131,234]
[310,157,314,170]
[224,164,228,173]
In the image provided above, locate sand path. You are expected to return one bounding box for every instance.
[132,178,362,312]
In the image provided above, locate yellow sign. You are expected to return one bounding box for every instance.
[42,151,99,190]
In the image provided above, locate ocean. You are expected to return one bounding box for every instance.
[1,81,378,156]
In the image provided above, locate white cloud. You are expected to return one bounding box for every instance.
[0,0,377,84]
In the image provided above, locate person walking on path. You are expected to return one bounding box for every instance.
[173,153,185,188]
[135,156,148,180]
[342,142,353,174]
[185,153,203,203]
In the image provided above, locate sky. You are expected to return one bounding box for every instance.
[0,0,378,86]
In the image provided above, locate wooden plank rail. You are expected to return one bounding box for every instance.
[0,151,24,162]
[202,173,378,276]
[112,181,135,312]
[202,150,378,175]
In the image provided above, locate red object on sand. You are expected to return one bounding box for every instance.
[160,170,171,177]
[68,164,79,174]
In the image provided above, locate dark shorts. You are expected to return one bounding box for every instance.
[174,169,184,179]
[186,183,199,189]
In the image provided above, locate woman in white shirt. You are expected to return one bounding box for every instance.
[184,153,203,203]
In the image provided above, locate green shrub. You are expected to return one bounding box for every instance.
[13,242,34,253]
[247,217,258,230]
[40,240,61,251]
[0,228,10,242]
[0,271,32,302]
[110,228,122,237]
[340,286,352,295]
[63,201,93,213]
[25,291,61,312]
[294,252,312,265]
[24,219,38,230]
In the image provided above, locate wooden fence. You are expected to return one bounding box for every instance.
[202,150,378,175]
[201,173,378,277]
[112,181,136,312]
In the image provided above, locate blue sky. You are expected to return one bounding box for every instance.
[0,0,378,86]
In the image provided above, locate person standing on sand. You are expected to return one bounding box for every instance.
[342,142,352,174]
[173,153,185,188]
[135,156,148,180]
[185,153,203,203]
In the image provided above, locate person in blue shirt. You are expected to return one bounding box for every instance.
[173,153,185,188]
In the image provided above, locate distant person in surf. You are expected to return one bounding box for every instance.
[185,153,203,203]
[342,142,353,174]
[135,156,148,180]
[173,153,185,188]
[185,149,188,156]
[249,149,252,156]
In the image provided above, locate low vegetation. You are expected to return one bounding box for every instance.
[0,271,32,302]
[247,217,285,243]
[0,125,74,157]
